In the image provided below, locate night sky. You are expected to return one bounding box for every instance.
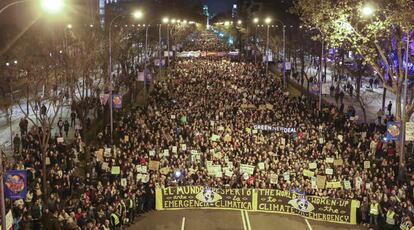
[202,0,235,14]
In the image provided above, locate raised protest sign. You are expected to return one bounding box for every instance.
[4,170,28,200]
[406,122,414,141]
[386,122,401,141]
[240,164,255,175]
[149,161,160,171]
[156,186,357,225]
[111,166,120,175]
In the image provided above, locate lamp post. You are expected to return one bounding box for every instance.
[253,18,259,64]
[0,1,64,229]
[400,30,410,169]
[265,17,271,76]
[319,40,324,110]
[273,20,287,89]
[108,10,142,144]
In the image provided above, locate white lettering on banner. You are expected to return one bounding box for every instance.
[253,124,297,133]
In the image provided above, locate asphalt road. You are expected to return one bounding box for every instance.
[129,210,365,230]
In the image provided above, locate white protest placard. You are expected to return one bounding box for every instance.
[102,162,109,171]
[344,180,351,190]
[283,172,290,181]
[270,173,278,184]
[318,137,325,144]
[211,134,220,142]
[121,178,127,187]
[163,149,170,156]
[104,148,111,157]
[338,135,343,142]
[280,138,286,146]
[240,164,255,175]
[258,162,265,171]
[171,115,176,119]
[406,122,414,141]
[172,146,177,153]
[57,137,64,143]
[325,168,333,175]
[252,129,258,134]
[210,121,215,126]
[309,162,317,169]
[225,169,233,177]
[311,177,317,189]
[364,161,371,169]
[325,158,334,163]
[141,166,147,173]
[6,210,13,230]
[149,150,155,156]
[227,161,233,169]
[355,177,362,190]
[181,144,187,151]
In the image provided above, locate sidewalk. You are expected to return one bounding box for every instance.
[0,100,78,154]
[286,63,399,123]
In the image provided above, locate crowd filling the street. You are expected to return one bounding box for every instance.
[3,29,414,230]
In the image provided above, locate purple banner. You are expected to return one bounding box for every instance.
[4,170,27,200]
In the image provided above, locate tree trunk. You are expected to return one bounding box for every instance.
[396,90,402,120]
[356,76,361,100]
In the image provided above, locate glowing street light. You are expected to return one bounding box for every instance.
[132,10,143,19]
[253,18,259,24]
[361,5,374,16]
[163,17,169,24]
[67,24,72,29]
[237,20,242,25]
[171,19,176,24]
[224,21,230,26]
[41,0,64,14]
[265,17,272,24]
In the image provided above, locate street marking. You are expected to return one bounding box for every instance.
[240,210,247,230]
[305,219,313,230]
[181,217,186,230]
[244,211,252,230]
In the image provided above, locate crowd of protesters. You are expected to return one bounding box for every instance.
[2,30,414,230]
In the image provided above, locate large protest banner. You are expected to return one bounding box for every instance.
[256,189,356,224]
[156,186,254,211]
[156,186,357,225]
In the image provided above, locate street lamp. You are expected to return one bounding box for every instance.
[163,17,169,24]
[108,10,143,144]
[361,5,374,17]
[40,0,64,13]
[253,18,259,64]
[67,24,72,29]
[237,20,242,25]
[0,0,64,15]
[265,18,271,76]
